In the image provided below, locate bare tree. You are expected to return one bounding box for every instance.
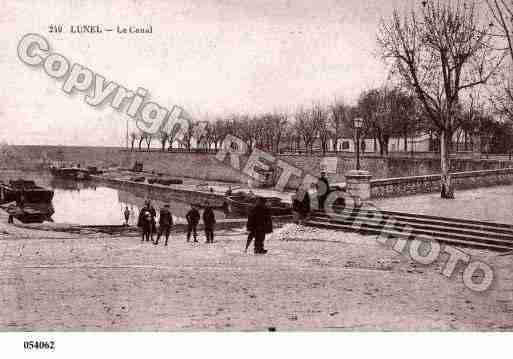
[487,0,513,61]
[138,132,145,150]
[158,130,169,151]
[129,131,138,151]
[262,112,289,153]
[378,0,503,198]
[487,1,513,120]
[212,118,227,150]
[295,107,318,153]
[329,101,352,151]
[144,133,153,151]
[358,88,393,156]
[311,104,330,155]
[237,115,257,150]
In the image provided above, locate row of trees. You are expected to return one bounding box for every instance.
[128,0,513,199]
[128,85,511,158]
[376,0,513,198]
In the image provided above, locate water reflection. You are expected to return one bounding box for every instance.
[48,177,99,192]
[0,170,225,225]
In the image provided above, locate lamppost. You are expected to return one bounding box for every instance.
[354,117,364,171]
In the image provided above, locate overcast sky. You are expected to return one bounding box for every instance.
[1,0,412,146]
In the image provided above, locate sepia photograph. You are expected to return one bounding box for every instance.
[1,0,513,356]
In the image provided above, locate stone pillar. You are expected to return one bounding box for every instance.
[344,170,372,206]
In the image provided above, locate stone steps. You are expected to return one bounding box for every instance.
[303,208,513,252]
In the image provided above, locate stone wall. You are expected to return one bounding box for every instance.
[4,145,513,189]
[371,168,513,199]
[94,176,227,208]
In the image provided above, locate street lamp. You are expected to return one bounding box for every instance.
[354,117,364,171]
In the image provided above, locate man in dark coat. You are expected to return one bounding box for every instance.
[148,201,157,242]
[185,205,200,242]
[155,204,173,246]
[137,202,153,242]
[246,197,273,254]
[202,202,216,243]
[316,171,330,211]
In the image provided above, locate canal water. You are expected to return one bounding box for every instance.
[0,170,226,225]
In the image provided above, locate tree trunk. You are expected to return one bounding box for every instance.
[440,129,454,199]
[382,136,389,156]
[378,138,384,156]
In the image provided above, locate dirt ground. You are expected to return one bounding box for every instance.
[0,210,512,331]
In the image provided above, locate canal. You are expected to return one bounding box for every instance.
[0,170,227,225]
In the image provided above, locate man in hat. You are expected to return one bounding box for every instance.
[246,197,273,254]
[147,201,157,242]
[137,201,153,242]
[155,204,173,246]
[202,202,216,243]
[185,204,200,242]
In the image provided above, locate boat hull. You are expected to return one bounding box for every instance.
[3,202,54,223]
[225,195,292,217]
[50,167,92,180]
[0,181,54,204]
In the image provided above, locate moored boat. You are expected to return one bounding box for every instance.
[0,179,54,204]
[147,177,183,185]
[50,166,92,180]
[225,192,292,216]
[2,202,54,223]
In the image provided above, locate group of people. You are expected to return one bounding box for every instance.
[131,197,273,254]
[128,171,330,254]
[134,200,216,246]
[292,171,331,222]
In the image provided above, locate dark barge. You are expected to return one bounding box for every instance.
[50,166,92,180]
[225,192,292,217]
[0,179,55,223]
[0,179,54,204]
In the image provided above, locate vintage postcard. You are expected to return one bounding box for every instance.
[1,0,512,357]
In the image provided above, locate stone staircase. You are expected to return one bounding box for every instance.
[303,207,513,252]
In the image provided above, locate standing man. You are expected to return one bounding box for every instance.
[123,206,131,226]
[202,202,216,243]
[316,171,330,211]
[185,205,200,243]
[148,201,157,242]
[246,197,273,254]
[155,204,173,246]
[137,202,153,242]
